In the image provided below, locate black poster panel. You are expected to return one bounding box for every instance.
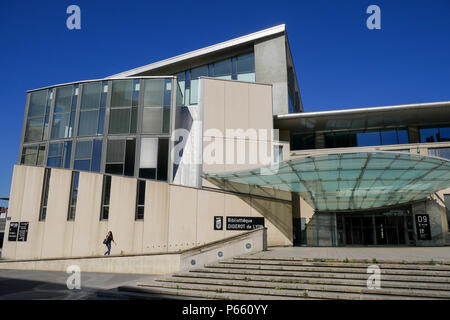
[415,214,432,240]
[17,222,29,242]
[8,222,18,241]
[214,216,223,230]
[226,216,265,230]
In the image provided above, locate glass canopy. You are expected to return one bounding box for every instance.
[203,152,450,212]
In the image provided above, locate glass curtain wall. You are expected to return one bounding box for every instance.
[174,52,255,106]
[20,77,174,183]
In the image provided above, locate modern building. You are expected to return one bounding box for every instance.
[3,24,450,261]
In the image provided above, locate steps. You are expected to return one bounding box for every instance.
[118,256,450,300]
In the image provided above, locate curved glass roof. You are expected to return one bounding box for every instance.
[203,152,450,212]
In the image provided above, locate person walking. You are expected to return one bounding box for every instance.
[103,231,116,256]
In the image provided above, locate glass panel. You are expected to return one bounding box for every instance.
[237,53,255,73]
[420,127,439,143]
[36,144,46,166]
[81,82,101,109]
[397,129,409,144]
[92,139,102,172]
[140,138,157,168]
[213,59,231,77]
[111,80,133,107]
[74,159,90,171]
[54,86,73,113]
[51,113,71,139]
[142,107,163,133]
[47,157,62,168]
[48,142,63,157]
[21,145,38,165]
[157,138,169,181]
[64,141,72,169]
[105,163,123,175]
[106,139,125,163]
[356,131,380,146]
[164,79,172,107]
[124,139,136,176]
[28,90,47,117]
[237,73,255,82]
[75,140,93,159]
[439,127,450,141]
[109,108,130,134]
[25,117,44,142]
[143,79,164,107]
[78,110,99,136]
[380,130,397,145]
[98,108,105,135]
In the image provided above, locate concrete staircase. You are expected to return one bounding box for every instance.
[117,256,450,300]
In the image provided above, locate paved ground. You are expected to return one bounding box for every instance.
[252,246,450,263]
[0,269,159,299]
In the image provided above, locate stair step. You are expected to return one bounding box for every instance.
[135,281,433,300]
[173,272,450,291]
[230,258,450,271]
[195,267,450,283]
[119,285,307,300]
[205,263,450,277]
[154,276,450,299]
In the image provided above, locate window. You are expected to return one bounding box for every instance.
[24,89,52,142]
[190,66,208,105]
[324,128,410,149]
[21,144,46,166]
[68,171,80,221]
[78,81,107,137]
[420,126,450,143]
[105,138,135,176]
[39,168,51,221]
[236,52,255,82]
[51,85,77,139]
[73,139,102,172]
[47,141,72,168]
[142,79,171,134]
[139,137,168,181]
[100,175,111,220]
[135,180,146,220]
[213,59,232,80]
[290,133,315,150]
[428,147,450,160]
[109,80,138,134]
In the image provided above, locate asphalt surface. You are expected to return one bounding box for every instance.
[0,269,159,300]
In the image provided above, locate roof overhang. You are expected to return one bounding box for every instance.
[204,151,450,212]
[107,24,286,79]
[275,101,450,133]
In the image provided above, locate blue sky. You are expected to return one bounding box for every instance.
[0,0,449,197]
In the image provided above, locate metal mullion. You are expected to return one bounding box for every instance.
[18,93,31,164]
[100,80,112,174]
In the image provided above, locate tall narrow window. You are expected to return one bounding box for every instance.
[39,168,51,221]
[105,138,135,176]
[135,180,145,220]
[100,175,111,220]
[68,171,80,221]
[51,85,77,139]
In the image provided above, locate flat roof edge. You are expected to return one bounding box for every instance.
[276,101,450,119]
[107,24,286,79]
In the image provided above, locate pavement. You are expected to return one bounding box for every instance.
[251,246,450,263]
[0,269,159,299]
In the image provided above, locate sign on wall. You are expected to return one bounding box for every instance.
[415,214,432,240]
[17,222,29,242]
[214,216,223,230]
[226,216,265,231]
[8,222,18,241]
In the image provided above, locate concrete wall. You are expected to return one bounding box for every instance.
[201,78,274,176]
[254,35,288,115]
[2,165,291,261]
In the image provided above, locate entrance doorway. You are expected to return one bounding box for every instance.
[336,207,414,246]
